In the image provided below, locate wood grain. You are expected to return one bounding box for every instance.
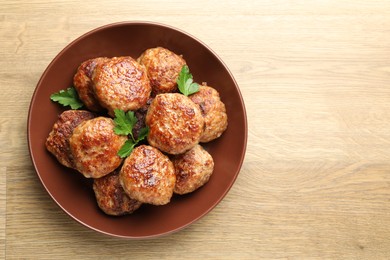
[2,0,390,258]
[0,167,5,260]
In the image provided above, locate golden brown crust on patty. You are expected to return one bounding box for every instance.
[189,85,228,142]
[119,145,175,205]
[137,47,186,94]
[93,171,142,216]
[92,56,151,115]
[145,93,204,154]
[172,144,214,195]
[73,57,109,112]
[45,110,95,168]
[69,117,127,178]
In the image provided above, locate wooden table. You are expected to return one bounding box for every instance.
[2,1,390,258]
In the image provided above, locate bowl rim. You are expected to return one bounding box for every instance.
[27,21,248,238]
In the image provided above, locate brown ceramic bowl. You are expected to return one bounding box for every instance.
[28,21,247,238]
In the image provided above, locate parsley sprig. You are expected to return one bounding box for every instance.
[50,87,84,109]
[177,65,199,96]
[114,109,149,158]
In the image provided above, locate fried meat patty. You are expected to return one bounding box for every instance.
[45,110,95,168]
[189,85,228,142]
[73,57,109,112]
[146,93,204,154]
[93,171,142,216]
[69,117,127,178]
[137,47,186,94]
[119,145,175,205]
[172,144,214,195]
[92,56,151,115]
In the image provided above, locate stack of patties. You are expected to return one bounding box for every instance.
[46,47,228,216]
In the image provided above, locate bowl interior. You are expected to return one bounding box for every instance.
[28,22,247,238]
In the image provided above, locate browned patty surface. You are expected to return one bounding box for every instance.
[146,93,204,154]
[138,47,186,94]
[92,56,151,115]
[172,144,214,195]
[45,110,95,168]
[73,57,109,112]
[119,145,175,205]
[189,85,228,142]
[69,117,127,178]
[93,171,142,216]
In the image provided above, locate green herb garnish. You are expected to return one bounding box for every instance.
[114,109,149,158]
[113,109,137,136]
[177,65,199,96]
[50,87,83,109]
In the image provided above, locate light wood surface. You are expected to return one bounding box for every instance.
[2,0,390,259]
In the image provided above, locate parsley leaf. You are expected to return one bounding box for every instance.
[117,127,149,158]
[177,65,199,96]
[113,109,149,158]
[137,127,149,141]
[50,87,83,109]
[113,109,137,137]
[117,139,137,158]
